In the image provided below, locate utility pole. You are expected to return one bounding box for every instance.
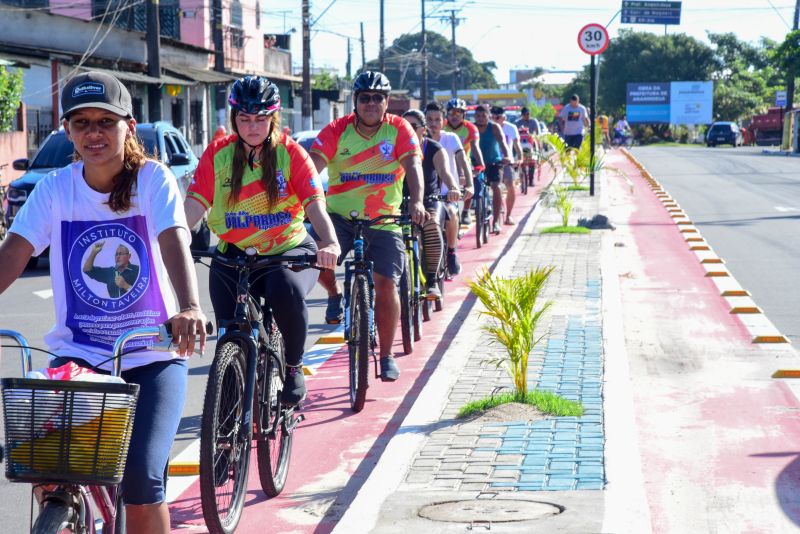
[346,38,352,79]
[360,22,366,73]
[379,0,385,72]
[785,0,800,115]
[450,10,458,98]
[420,0,428,105]
[211,0,225,129]
[302,0,312,130]
[146,0,161,121]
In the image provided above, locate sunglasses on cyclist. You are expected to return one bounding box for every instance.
[357,93,386,105]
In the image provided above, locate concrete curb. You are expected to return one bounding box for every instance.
[619,148,790,345]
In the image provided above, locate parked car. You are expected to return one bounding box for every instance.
[8,121,209,268]
[705,122,743,147]
[291,129,328,192]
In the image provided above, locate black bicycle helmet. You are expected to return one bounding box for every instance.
[353,71,392,95]
[228,75,280,115]
[445,98,467,112]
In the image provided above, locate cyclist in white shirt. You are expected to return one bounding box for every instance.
[424,101,473,275]
[490,106,522,225]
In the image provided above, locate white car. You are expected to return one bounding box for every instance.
[292,130,328,192]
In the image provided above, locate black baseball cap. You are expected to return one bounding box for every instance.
[60,71,133,120]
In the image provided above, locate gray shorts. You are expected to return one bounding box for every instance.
[502,164,515,182]
[310,213,405,285]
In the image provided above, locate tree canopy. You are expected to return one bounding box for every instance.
[0,66,23,133]
[363,31,498,96]
[561,29,783,124]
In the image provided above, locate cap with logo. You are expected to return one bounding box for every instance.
[60,71,133,120]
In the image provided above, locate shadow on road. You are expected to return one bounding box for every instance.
[750,451,800,527]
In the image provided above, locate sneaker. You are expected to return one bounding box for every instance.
[446,252,461,276]
[460,210,472,225]
[325,293,344,324]
[491,223,501,235]
[425,282,441,301]
[380,356,400,381]
[281,365,306,407]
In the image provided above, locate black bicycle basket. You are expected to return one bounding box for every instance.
[2,378,139,485]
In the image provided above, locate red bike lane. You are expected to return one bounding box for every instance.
[169,171,555,533]
[606,151,800,532]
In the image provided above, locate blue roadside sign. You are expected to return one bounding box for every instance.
[621,1,682,25]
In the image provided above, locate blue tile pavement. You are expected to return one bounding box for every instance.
[487,280,605,491]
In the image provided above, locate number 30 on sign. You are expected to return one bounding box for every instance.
[578,23,609,55]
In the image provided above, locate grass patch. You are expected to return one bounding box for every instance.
[566,185,589,191]
[457,390,584,419]
[539,225,591,234]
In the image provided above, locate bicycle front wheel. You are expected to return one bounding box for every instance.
[349,274,371,412]
[32,499,77,534]
[398,255,414,355]
[200,342,250,534]
[256,329,292,497]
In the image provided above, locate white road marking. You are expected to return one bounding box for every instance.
[775,206,800,212]
[33,289,53,299]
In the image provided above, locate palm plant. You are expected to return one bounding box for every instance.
[540,183,573,227]
[469,266,555,401]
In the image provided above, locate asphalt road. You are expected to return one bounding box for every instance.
[630,145,800,347]
[0,242,341,532]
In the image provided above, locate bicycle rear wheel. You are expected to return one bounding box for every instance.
[398,255,414,355]
[200,342,250,534]
[256,328,292,497]
[349,274,370,412]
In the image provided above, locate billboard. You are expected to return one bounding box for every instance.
[626,81,712,124]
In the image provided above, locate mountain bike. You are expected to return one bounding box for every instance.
[192,249,315,534]
[472,170,492,249]
[398,211,424,354]
[0,324,191,533]
[341,211,408,412]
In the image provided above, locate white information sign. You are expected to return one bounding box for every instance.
[669,81,713,124]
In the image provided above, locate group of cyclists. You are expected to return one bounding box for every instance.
[0,68,545,532]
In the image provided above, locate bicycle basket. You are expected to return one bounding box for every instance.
[2,378,139,485]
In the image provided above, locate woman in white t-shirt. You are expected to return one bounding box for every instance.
[0,71,207,533]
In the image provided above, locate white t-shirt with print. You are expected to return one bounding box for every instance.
[500,122,519,163]
[10,160,188,371]
[434,130,464,194]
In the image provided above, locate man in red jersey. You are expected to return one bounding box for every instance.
[309,71,426,381]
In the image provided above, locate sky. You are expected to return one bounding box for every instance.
[264,0,795,84]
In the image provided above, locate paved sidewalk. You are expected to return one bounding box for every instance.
[334,172,615,533]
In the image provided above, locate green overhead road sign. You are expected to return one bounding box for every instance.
[621,1,681,25]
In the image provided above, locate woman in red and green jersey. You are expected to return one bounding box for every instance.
[185,76,340,405]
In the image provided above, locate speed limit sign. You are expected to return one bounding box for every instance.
[578,23,609,55]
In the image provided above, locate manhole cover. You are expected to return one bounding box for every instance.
[418,499,561,523]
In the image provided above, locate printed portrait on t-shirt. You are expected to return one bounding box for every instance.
[62,216,168,350]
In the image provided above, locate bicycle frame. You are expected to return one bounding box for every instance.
[341,213,408,369]
[193,251,311,445]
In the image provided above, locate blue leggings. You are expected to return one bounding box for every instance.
[50,356,187,505]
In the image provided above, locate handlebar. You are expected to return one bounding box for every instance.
[1,321,214,379]
[0,329,33,376]
[193,249,319,271]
